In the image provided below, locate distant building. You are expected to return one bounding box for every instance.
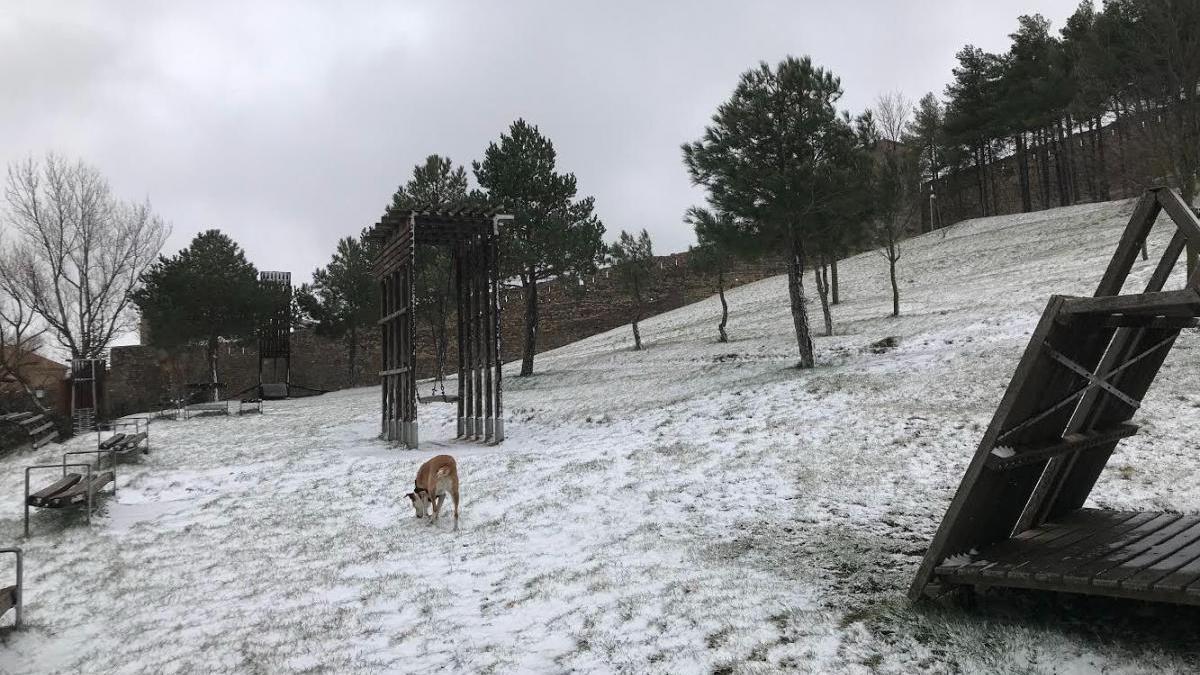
[0,348,68,409]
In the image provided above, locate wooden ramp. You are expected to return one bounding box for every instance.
[911,188,1200,608]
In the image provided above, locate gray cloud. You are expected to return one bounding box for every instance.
[1,0,1080,287]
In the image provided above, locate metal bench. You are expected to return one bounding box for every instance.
[239,398,263,415]
[24,449,117,536]
[184,401,231,419]
[0,548,21,629]
[96,419,151,459]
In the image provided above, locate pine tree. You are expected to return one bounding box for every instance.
[294,230,378,386]
[134,230,262,399]
[685,207,749,343]
[909,92,946,231]
[474,119,606,376]
[389,154,484,384]
[608,229,654,351]
[944,46,1005,217]
[683,56,852,369]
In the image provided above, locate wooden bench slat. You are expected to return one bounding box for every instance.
[114,432,148,454]
[27,473,82,506]
[45,471,114,508]
[0,585,14,617]
[98,433,127,450]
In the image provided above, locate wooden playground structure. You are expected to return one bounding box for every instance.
[369,208,511,448]
[912,187,1200,607]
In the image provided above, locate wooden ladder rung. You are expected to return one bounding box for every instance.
[986,423,1140,470]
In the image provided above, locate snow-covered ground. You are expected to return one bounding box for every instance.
[4,198,1200,673]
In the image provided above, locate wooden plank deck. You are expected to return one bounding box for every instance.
[935,509,1200,606]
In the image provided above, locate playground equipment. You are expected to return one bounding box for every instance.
[70,358,104,434]
[368,208,511,447]
[24,444,118,536]
[912,188,1200,608]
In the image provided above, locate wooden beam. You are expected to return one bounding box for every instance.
[1060,289,1200,318]
[1157,188,1200,248]
[985,424,1138,471]
[377,308,408,325]
[1096,191,1163,296]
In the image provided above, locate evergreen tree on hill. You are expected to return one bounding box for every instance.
[608,229,654,351]
[134,230,262,400]
[294,230,378,386]
[683,56,856,368]
[474,119,606,376]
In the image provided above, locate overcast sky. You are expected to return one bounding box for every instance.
[1,0,1082,284]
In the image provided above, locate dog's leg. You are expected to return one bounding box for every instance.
[452,485,460,531]
[431,492,442,525]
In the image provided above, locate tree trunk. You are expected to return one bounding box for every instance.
[1095,115,1110,200]
[787,235,815,368]
[1038,127,1052,209]
[830,257,839,305]
[520,275,538,377]
[1064,116,1080,203]
[987,144,1000,216]
[1055,119,1071,206]
[815,257,833,337]
[348,324,358,387]
[889,242,900,318]
[1016,133,1032,212]
[1114,102,1130,196]
[632,276,643,351]
[975,144,988,217]
[717,270,728,343]
[207,336,219,402]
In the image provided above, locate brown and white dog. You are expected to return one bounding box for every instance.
[404,454,460,530]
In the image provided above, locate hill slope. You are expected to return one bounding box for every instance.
[3,198,1200,673]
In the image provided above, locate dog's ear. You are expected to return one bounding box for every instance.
[404,492,415,502]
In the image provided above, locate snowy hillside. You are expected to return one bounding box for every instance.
[4,197,1200,673]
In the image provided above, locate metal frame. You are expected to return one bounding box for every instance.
[0,548,21,629]
[370,209,511,448]
[24,462,101,536]
[97,418,151,454]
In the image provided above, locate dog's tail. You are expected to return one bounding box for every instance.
[435,466,451,478]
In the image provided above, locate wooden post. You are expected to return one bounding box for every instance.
[483,235,495,442]
[491,228,504,442]
[455,242,466,438]
[406,234,418,448]
[472,236,484,439]
[463,238,475,438]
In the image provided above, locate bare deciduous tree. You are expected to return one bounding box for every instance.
[0,154,169,361]
[0,247,49,411]
[872,94,921,317]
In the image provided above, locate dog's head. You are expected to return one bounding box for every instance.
[405,488,430,518]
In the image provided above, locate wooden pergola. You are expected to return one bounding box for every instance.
[911,188,1200,607]
[369,208,510,448]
